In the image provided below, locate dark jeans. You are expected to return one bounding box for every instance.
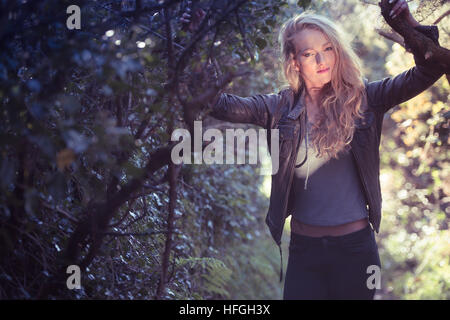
[283,225,381,300]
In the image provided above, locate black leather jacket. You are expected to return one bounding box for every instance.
[209,25,444,281]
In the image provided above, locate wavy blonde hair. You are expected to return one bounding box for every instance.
[278,10,367,159]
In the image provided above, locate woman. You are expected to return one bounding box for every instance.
[184,1,444,299]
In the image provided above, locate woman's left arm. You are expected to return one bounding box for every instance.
[366,1,445,114]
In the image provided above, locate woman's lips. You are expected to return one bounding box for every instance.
[317,67,330,73]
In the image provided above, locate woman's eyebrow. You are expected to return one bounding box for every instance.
[300,41,331,52]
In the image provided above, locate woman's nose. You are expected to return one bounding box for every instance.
[316,52,324,64]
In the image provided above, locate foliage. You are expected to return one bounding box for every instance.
[0,0,299,299]
[376,41,449,300]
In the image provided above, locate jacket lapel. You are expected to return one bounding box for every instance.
[287,87,305,120]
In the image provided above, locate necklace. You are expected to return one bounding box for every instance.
[294,108,309,169]
[293,108,311,190]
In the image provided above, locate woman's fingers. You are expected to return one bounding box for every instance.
[181,12,192,23]
[390,0,408,19]
[180,13,191,23]
[390,0,401,17]
[181,7,206,32]
[392,3,407,19]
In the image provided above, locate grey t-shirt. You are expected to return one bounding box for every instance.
[292,123,369,226]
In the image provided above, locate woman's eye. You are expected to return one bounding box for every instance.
[303,47,332,57]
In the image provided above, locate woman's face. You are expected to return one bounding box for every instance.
[292,28,336,91]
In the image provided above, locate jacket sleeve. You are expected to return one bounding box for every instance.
[366,25,444,115]
[208,91,282,128]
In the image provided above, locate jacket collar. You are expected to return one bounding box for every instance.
[285,78,370,120]
[286,87,305,120]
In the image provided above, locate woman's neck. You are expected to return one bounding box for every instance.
[305,86,321,106]
[301,89,320,125]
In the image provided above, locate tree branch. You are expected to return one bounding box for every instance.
[379,0,450,74]
[376,28,405,48]
[235,9,254,62]
[433,9,450,25]
[103,230,176,237]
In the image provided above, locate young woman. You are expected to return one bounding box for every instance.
[185,0,444,299]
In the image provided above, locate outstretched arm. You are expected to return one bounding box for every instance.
[208,91,281,128]
[366,0,445,115]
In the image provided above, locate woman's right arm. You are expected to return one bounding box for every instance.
[208,91,283,128]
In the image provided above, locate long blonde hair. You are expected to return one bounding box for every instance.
[278,10,367,159]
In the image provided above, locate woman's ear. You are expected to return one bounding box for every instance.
[293,59,300,73]
[290,54,300,73]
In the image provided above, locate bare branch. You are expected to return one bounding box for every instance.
[103,231,176,237]
[41,201,79,224]
[171,0,250,93]
[376,28,405,47]
[235,9,254,62]
[433,9,450,25]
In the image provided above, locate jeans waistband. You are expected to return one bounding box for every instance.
[290,224,373,245]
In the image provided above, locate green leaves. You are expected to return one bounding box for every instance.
[175,257,232,298]
[46,172,68,202]
[0,156,16,191]
[255,37,267,50]
[260,25,271,34]
[0,0,289,300]
[297,0,312,8]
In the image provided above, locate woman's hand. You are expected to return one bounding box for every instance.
[180,1,207,33]
[388,0,419,26]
